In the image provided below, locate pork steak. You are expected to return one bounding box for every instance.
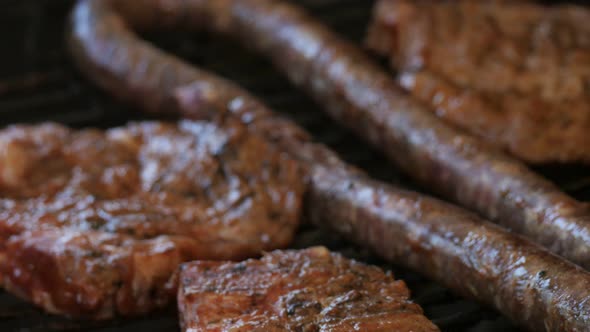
[178,246,439,331]
[0,119,304,319]
[366,0,590,163]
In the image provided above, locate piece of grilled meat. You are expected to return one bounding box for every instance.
[0,120,304,319]
[366,0,590,164]
[178,246,440,332]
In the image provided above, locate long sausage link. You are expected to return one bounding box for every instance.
[69,0,590,270]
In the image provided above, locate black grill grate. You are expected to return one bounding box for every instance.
[0,1,588,331]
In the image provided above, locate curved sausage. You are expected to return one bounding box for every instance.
[68,0,590,271]
[68,0,590,331]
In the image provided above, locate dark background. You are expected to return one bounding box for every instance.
[0,1,588,331]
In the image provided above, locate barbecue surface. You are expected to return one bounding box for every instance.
[0,0,588,331]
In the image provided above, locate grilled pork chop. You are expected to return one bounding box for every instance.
[178,246,439,332]
[366,0,590,164]
[0,120,304,319]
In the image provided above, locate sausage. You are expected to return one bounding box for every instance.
[67,0,590,331]
[68,0,590,271]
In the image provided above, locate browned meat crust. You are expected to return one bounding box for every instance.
[366,0,590,164]
[178,246,440,332]
[67,0,590,330]
[0,120,304,319]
